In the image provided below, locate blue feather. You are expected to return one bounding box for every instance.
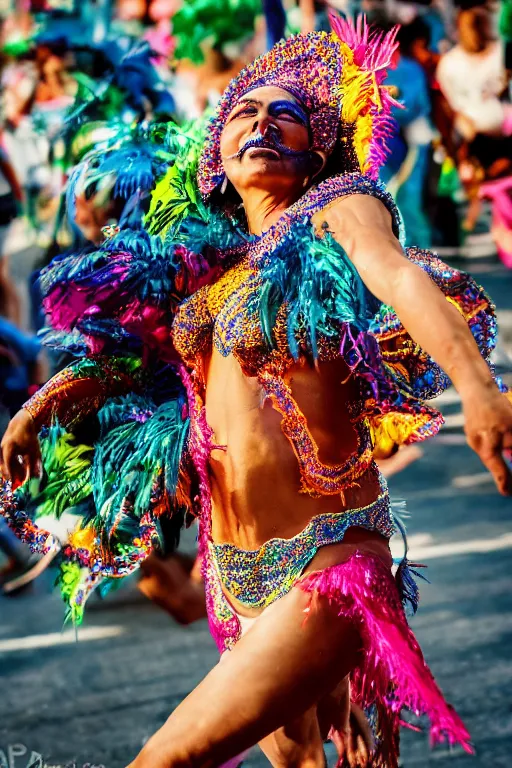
[258,221,379,360]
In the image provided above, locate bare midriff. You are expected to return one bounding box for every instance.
[204,346,391,616]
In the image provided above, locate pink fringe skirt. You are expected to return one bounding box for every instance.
[296,551,473,768]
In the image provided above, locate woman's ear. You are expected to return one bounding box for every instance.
[310,150,328,179]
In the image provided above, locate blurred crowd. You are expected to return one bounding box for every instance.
[0,0,511,593]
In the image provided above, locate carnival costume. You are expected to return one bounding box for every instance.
[1,15,507,766]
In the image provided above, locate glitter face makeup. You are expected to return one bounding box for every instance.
[220,86,318,191]
[198,32,344,197]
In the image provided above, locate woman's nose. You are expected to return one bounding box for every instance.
[252,114,277,137]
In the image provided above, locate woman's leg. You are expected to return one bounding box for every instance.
[128,585,362,768]
[258,706,326,768]
[259,678,372,768]
[137,552,206,624]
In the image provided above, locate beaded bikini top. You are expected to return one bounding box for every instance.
[173,174,400,374]
[172,174,401,498]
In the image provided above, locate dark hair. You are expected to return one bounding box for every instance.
[397,18,432,56]
[315,122,361,184]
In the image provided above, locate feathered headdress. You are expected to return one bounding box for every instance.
[329,13,400,176]
[197,14,399,197]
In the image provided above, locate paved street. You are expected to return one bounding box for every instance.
[1,256,512,768]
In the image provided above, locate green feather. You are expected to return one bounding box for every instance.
[172,0,261,63]
[145,119,209,238]
[23,425,94,521]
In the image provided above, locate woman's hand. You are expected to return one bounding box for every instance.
[462,386,512,495]
[0,409,42,489]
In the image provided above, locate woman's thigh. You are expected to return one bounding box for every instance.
[129,586,362,768]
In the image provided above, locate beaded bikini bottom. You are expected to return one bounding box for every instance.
[211,487,394,611]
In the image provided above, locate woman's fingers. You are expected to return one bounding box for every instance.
[356,734,369,767]
[474,430,512,496]
[0,441,32,487]
[11,451,28,489]
[463,393,512,495]
[1,426,42,487]
[0,446,6,480]
[0,441,15,481]
[483,451,512,495]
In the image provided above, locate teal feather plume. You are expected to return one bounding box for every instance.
[259,223,379,359]
[91,393,190,549]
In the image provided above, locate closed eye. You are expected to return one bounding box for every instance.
[277,111,302,123]
[229,105,258,121]
[269,101,309,127]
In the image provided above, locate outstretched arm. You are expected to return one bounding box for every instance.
[314,193,512,495]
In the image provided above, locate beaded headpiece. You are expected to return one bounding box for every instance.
[197,14,399,198]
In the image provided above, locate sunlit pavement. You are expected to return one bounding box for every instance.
[0,257,511,768]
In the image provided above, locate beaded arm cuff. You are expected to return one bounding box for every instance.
[372,247,499,400]
[23,356,144,431]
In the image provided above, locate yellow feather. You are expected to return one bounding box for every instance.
[69,524,97,551]
[370,412,431,458]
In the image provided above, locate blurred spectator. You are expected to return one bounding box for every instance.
[381,20,435,246]
[1,59,53,233]
[0,131,23,325]
[437,5,512,261]
[437,6,510,143]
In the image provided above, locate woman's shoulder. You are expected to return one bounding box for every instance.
[312,193,392,231]
[307,175,402,240]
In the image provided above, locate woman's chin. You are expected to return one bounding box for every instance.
[242,154,282,173]
[239,155,289,183]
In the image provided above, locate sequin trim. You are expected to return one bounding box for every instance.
[23,356,144,430]
[212,487,393,610]
[258,360,374,496]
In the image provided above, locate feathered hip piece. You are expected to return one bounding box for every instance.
[296,551,473,767]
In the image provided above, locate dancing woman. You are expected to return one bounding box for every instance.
[2,17,512,767]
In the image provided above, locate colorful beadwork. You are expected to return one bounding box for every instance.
[197,17,400,198]
[3,21,503,650]
[197,32,344,197]
[24,356,144,429]
[173,174,400,497]
[212,486,393,610]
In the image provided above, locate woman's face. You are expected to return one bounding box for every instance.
[458,10,491,54]
[220,85,316,198]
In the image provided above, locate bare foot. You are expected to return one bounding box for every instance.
[137,553,206,624]
[329,702,374,768]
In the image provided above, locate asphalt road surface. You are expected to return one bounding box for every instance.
[1,257,511,768]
